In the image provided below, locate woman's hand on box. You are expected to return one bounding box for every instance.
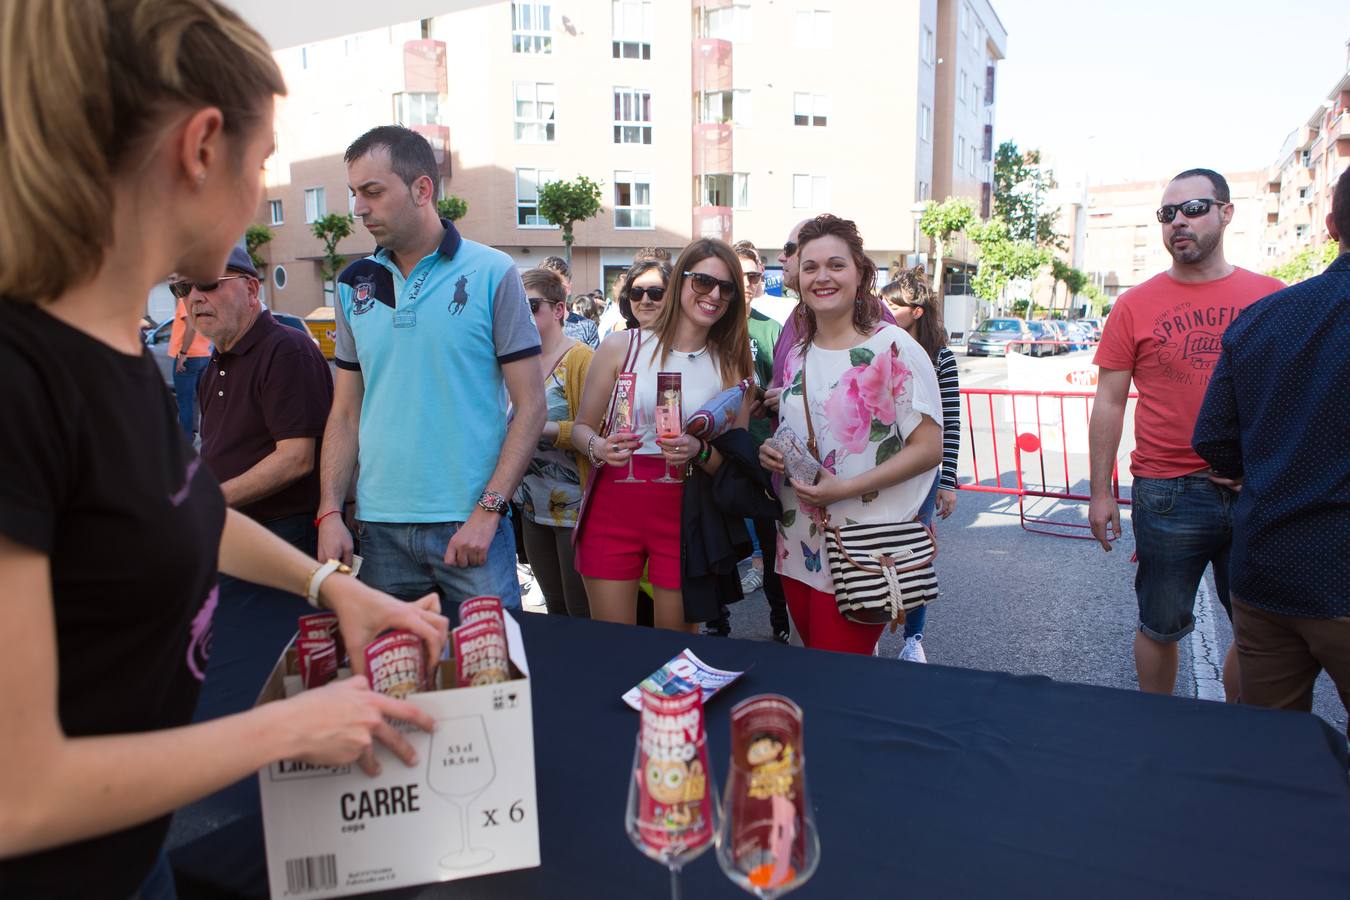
[284,674,435,776]
[322,579,447,679]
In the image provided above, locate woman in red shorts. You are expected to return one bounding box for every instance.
[572,240,753,631]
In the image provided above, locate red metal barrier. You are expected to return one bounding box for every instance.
[958,387,1138,540]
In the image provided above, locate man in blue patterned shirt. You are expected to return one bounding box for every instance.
[1193,167,1350,732]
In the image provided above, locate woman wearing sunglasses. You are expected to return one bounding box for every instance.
[880,266,961,663]
[0,4,447,896]
[616,256,673,330]
[760,215,943,654]
[571,240,753,631]
[515,268,594,618]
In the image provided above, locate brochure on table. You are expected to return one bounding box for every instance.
[255,611,538,899]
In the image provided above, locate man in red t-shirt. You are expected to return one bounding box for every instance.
[1088,168,1284,700]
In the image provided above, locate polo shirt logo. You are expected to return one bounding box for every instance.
[449,272,477,315]
[353,279,377,315]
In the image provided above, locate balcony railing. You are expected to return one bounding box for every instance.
[693,205,733,243]
[403,40,447,95]
[412,124,451,175]
[692,122,733,176]
[693,38,733,94]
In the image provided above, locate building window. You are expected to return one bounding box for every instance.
[1298,186,1311,202]
[304,187,326,224]
[792,174,829,209]
[512,2,552,54]
[960,2,971,36]
[917,181,930,201]
[969,145,978,175]
[614,171,653,228]
[1295,223,1310,240]
[394,92,439,127]
[704,3,752,42]
[793,93,829,127]
[516,168,558,227]
[921,26,935,65]
[613,88,653,144]
[612,0,653,59]
[793,10,831,49]
[919,104,932,142]
[700,89,751,126]
[273,265,287,290]
[269,199,284,225]
[957,137,966,172]
[514,82,556,143]
[300,45,315,70]
[699,173,749,209]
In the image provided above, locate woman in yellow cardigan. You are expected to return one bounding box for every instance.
[515,268,595,616]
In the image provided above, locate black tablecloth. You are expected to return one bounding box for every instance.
[172,603,1350,899]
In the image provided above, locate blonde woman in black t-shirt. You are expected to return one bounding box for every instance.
[0,3,449,896]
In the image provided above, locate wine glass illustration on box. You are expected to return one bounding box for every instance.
[625,738,718,900]
[614,380,646,484]
[427,715,497,869]
[653,372,683,484]
[716,695,820,899]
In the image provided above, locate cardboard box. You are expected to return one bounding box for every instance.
[256,613,540,898]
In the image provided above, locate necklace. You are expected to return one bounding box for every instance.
[679,345,709,361]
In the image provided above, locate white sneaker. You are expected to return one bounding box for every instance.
[740,566,764,594]
[517,563,545,609]
[899,635,927,663]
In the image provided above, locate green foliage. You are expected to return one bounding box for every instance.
[538,176,603,266]
[244,224,273,272]
[1048,257,1090,311]
[310,213,355,299]
[1011,298,1030,317]
[968,218,1051,304]
[436,195,469,222]
[1265,241,1341,284]
[993,141,1063,249]
[919,197,977,242]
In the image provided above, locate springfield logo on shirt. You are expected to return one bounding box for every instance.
[1150,302,1242,384]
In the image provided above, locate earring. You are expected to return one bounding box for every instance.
[196,172,206,187]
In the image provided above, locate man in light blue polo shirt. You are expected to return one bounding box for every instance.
[317,126,545,608]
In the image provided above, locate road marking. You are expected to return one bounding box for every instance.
[1188,578,1225,701]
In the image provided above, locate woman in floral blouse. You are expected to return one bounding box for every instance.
[759,215,943,654]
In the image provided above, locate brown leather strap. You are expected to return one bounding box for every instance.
[800,351,820,462]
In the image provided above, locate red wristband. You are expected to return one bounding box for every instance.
[314,509,342,528]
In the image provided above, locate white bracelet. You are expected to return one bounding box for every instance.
[305,558,350,608]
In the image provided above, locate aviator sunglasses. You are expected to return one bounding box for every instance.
[1155,198,1226,224]
[169,274,248,299]
[684,271,738,298]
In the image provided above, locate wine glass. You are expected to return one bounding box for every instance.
[625,738,718,900]
[427,715,497,869]
[653,391,684,485]
[614,397,646,484]
[715,755,820,898]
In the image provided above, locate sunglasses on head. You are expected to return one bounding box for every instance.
[1155,198,1226,224]
[629,285,666,303]
[528,297,560,314]
[782,240,799,257]
[745,271,764,285]
[684,271,738,299]
[169,274,248,299]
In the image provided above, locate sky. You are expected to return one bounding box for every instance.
[994,0,1350,188]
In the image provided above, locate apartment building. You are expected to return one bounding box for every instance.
[253,0,1005,314]
[1264,57,1350,268]
[1078,170,1269,298]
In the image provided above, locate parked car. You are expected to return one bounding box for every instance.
[967,318,1035,357]
[1031,319,1069,354]
[1063,322,1093,350]
[1023,321,1058,357]
[145,308,317,389]
[1080,318,1105,341]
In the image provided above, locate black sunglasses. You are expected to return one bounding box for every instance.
[528,297,560,314]
[684,271,738,299]
[629,285,667,303]
[169,274,248,299]
[782,240,798,257]
[1156,198,1226,224]
[745,271,763,285]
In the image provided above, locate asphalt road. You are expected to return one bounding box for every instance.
[539,346,1348,739]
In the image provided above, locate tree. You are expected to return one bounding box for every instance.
[968,217,1051,309]
[436,195,469,222]
[993,141,1063,249]
[918,197,977,296]
[537,176,603,267]
[1048,257,1090,313]
[1266,241,1340,284]
[245,224,274,274]
[311,213,355,303]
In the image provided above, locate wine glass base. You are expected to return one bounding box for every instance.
[438,847,496,869]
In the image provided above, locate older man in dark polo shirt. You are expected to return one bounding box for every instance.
[189,245,334,555]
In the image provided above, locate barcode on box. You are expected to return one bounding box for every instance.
[285,854,337,894]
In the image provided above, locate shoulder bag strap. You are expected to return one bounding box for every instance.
[601,329,643,438]
[799,350,820,463]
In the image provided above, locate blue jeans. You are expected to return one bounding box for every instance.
[1130,474,1235,642]
[744,518,762,559]
[172,356,209,439]
[903,475,941,640]
[355,517,521,612]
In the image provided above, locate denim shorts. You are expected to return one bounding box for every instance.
[355,517,521,611]
[1130,474,1235,642]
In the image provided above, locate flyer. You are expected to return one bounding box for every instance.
[622,648,745,710]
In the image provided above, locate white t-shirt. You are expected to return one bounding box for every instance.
[775,324,941,592]
[624,331,728,456]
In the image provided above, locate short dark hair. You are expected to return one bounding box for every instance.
[731,240,762,267]
[344,125,438,192]
[521,268,566,305]
[539,256,570,279]
[1171,168,1230,203]
[1333,167,1350,246]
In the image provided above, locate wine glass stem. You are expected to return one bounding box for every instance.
[669,863,683,900]
[455,801,469,853]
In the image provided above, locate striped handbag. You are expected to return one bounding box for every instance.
[800,352,939,626]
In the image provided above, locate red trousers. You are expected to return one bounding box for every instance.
[782,576,884,655]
